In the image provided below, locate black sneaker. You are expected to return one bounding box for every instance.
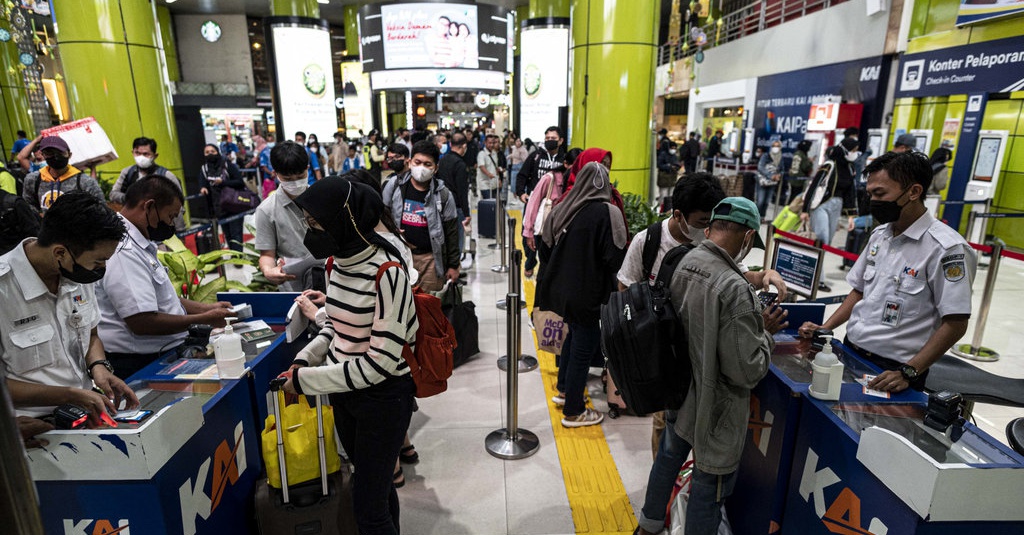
[818,282,832,292]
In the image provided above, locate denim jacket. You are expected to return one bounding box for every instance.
[382,172,459,277]
[670,240,772,475]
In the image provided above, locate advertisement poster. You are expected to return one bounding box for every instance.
[956,0,1024,26]
[518,27,569,142]
[341,61,373,138]
[382,3,479,69]
[941,119,960,151]
[271,25,339,143]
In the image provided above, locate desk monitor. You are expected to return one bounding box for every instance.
[771,238,824,300]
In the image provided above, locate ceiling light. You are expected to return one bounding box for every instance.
[318,0,330,3]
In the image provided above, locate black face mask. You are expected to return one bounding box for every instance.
[303,227,340,260]
[544,140,559,152]
[46,155,70,170]
[387,159,405,173]
[146,205,176,242]
[205,153,221,164]
[59,251,105,284]
[869,189,909,224]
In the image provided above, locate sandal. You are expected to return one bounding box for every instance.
[400,445,419,464]
[393,467,405,488]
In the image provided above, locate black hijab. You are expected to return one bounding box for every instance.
[293,175,399,259]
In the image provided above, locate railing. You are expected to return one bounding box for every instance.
[657,0,849,65]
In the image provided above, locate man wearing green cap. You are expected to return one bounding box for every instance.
[635,196,788,535]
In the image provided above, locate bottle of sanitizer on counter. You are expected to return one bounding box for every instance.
[809,335,843,400]
[214,318,246,379]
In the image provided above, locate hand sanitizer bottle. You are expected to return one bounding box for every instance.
[214,318,245,378]
[809,335,843,400]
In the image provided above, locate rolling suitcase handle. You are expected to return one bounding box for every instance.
[269,378,331,504]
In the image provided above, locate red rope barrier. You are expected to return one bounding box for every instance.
[1001,249,1024,262]
[968,242,994,255]
[773,230,861,262]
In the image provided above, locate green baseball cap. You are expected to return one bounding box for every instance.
[710,197,766,249]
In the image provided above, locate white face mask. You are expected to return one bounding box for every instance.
[678,216,706,245]
[845,150,861,162]
[669,149,677,155]
[410,165,434,183]
[770,146,781,155]
[733,232,753,264]
[134,155,154,169]
[279,179,308,196]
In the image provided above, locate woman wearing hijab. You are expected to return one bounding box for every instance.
[279,176,417,535]
[537,162,628,428]
[926,146,953,216]
[523,147,581,279]
[198,143,248,251]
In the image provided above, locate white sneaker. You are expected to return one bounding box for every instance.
[551,393,565,406]
[561,408,604,428]
[461,255,473,269]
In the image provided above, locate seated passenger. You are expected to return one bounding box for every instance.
[0,193,138,425]
[96,177,235,379]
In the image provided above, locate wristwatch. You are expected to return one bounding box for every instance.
[898,364,919,381]
[87,359,114,379]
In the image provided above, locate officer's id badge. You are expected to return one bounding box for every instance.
[869,244,879,256]
[941,253,966,282]
[73,293,86,305]
[882,299,903,327]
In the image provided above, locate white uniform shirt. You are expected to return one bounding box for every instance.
[254,190,314,292]
[0,240,96,416]
[96,214,186,354]
[846,212,976,363]
[476,149,500,191]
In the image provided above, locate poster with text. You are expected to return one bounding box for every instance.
[272,25,339,142]
[382,3,479,70]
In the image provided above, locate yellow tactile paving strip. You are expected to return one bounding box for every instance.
[505,208,637,535]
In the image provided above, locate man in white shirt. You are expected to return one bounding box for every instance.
[256,142,320,292]
[96,177,234,378]
[0,193,138,425]
[476,134,502,199]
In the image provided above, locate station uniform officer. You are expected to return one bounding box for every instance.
[0,193,139,425]
[800,151,977,392]
[96,177,235,379]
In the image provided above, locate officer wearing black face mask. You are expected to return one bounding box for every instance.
[798,151,977,394]
[95,177,236,378]
[21,135,106,214]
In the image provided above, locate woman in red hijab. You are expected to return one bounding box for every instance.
[558,147,626,226]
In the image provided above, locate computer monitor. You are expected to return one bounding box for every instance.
[771,238,825,300]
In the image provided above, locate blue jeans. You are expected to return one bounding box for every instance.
[810,196,843,247]
[330,375,415,535]
[480,188,497,200]
[755,181,778,219]
[558,322,602,417]
[510,163,522,194]
[639,410,692,533]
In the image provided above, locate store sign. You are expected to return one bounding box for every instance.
[956,0,1024,26]
[895,35,1024,98]
[270,24,339,143]
[753,57,890,152]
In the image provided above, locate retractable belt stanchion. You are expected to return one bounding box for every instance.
[497,217,526,311]
[952,240,1003,362]
[490,198,509,272]
[486,249,541,460]
[497,245,538,373]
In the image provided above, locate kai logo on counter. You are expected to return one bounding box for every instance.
[798,448,889,535]
[62,519,129,535]
[179,421,247,535]
[747,395,774,457]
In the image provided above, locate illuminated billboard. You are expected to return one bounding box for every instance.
[268,22,339,142]
[518,27,568,142]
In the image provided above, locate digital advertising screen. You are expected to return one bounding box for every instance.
[771,239,823,299]
[359,2,513,74]
[972,136,1002,182]
[518,26,569,142]
[269,23,339,142]
[340,61,373,138]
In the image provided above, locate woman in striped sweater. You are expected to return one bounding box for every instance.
[280,176,417,535]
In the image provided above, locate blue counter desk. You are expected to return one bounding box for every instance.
[29,292,306,535]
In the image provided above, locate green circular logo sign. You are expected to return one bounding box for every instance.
[303,64,327,98]
[523,64,541,98]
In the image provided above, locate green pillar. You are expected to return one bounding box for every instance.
[515,5,529,53]
[570,0,660,198]
[271,0,320,18]
[344,4,360,56]
[156,6,179,82]
[0,19,35,158]
[529,0,571,19]
[53,0,184,196]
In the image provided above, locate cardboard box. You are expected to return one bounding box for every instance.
[41,117,119,168]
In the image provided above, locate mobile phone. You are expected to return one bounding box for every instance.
[758,291,779,308]
[114,409,153,424]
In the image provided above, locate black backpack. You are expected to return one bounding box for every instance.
[600,224,695,415]
[0,190,41,255]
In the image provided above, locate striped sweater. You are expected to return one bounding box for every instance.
[293,246,418,395]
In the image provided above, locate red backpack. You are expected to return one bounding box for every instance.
[375,261,455,397]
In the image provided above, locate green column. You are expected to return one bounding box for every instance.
[344,4,360,56]
[515,5,529,53]
[156,6,179,82]
[53,0,184,196]
[271,0,320,18]
[530,0,571,19]
[0,19,35,158]
[570,0,660,198]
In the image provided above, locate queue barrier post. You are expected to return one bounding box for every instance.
[485,249,541,460]
[490,198,509,272]
[497,247,538,373]
[952,240,1003,362]
[763,223,776,272]
[497,217,526,311]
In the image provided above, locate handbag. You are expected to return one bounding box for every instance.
[532,177,555,235]
[438,282,480,368]
[260,391,341,488]
[533,308,569,356]
[219,185,260,215]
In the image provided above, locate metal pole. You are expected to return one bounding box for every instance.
[763,223,775,272]
[485,261,540,459]
[498,249,538,373]
[491,200,509,272]
[952,241,1002,362]
[965,210,977,244]
[497,217,525,311]
[0,377,45,534]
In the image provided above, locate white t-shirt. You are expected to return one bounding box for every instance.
[617,219,685,287]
